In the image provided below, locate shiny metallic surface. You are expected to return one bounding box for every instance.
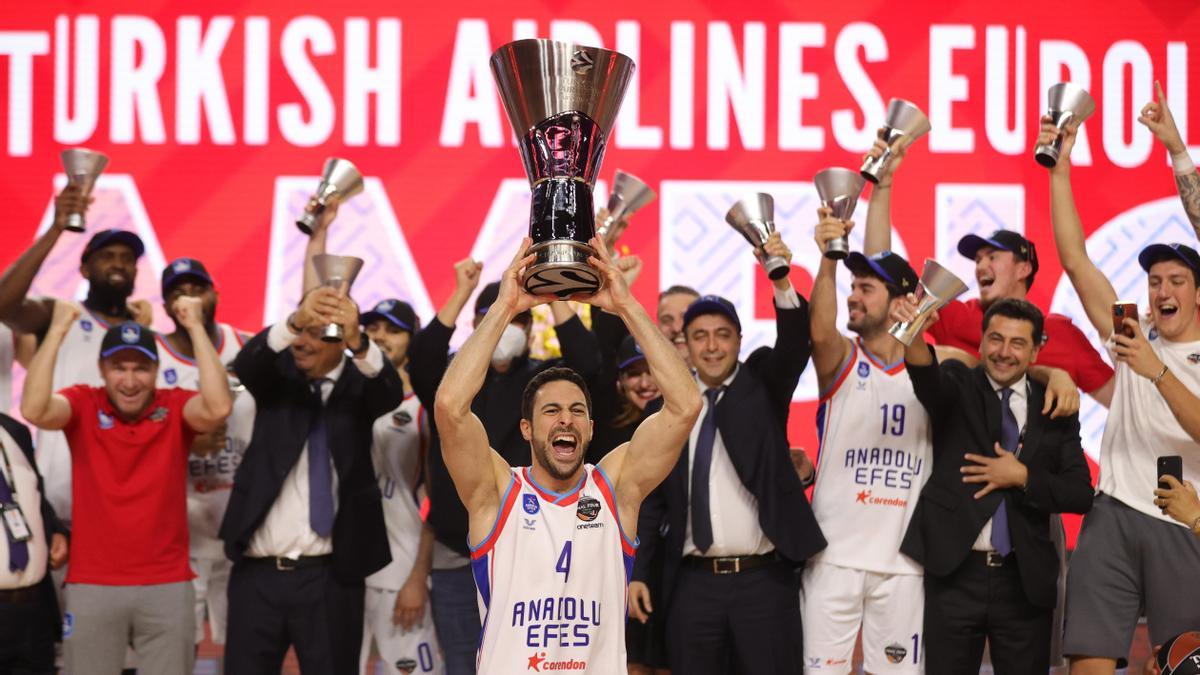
[311,253,364,342]
[1035,83,1095,168]
[598,170,657,248]
[296,158,365,235]
[860,99,931,184]
[60,148,109,233]
[888,258,969,345]
[523,240,602,298]
[726,193,790,281]
[814,167,867,260]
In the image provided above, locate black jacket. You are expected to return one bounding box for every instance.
[632,300,825,610]
[0,413,67,639]
[900,348,1093,609]
[220,328,404,582]
[409,315,600,556]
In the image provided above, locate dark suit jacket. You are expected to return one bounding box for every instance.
[220,328,404,582]
[0,413,67,639]
[409,315,600,556]
[632,300,826,610]
[900,348,1093,609]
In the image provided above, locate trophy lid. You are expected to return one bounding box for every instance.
[319,157,364,199]
[606,170,657,219]
[885,98,932,139]
[725,193,776,245]
[312,254,365,288]
[61,148,109,182]
[490,39,635,137]
[814,168,866,203]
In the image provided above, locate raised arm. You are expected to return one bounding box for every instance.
[590,239,702,526]
[1138,80,1200,237]
[0,187,88,335]
[811,209,854,391]
[410,257,482,409]
[20,301,79,430]
[434,240,548,543]
[435,257,483,330]
[862,133,911,255]
[178,296,233,433]
[1041,118,1118,338]
[300,196,341,296]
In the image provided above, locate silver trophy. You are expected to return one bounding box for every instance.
[1035,83,1095,168]
[60,148,109,232]
[813,168,867,260]
[296,158,364,235]
[888,259,969,346]
[311,254,364,342]
[725,194,790,281]
[597,170,656,249]
[860,99,931,184]
[491,39,635,298]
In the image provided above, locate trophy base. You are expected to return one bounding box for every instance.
[523,240,601,299]
[296,208,320,235]
[763,255,791,280]
[1034,145,1059,168]
[321,323,345,343]
[64,213,86,233]
[859,147,892,184]
[887,320,922,346]
[824,238,850,261]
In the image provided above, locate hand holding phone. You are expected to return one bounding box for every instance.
[1112,301,1138,339]
[1158,455,1184,503]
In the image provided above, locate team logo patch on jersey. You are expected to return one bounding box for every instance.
[149,406,168,422]
[394,657,417,673]
[97,410,114,430]
[163,368,177,385]
[80,319,93,332]
[857,362,870,378]
[62,612,73,638]
[392,410,412,427]
[523,493,540,515]
[885,643,908,664]
[1149,328,1160,341]
[576,495,601,522]
[1188,353,1200,364]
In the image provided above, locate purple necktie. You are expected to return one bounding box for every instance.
[690,388,723,553]
[990,388,1019,556]
[308,379,335,538]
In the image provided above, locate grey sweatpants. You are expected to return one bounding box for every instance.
[63,581,195,675]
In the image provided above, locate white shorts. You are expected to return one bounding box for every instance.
[800,561,924,674]
[191,556,231,644]
[360,586,443,675]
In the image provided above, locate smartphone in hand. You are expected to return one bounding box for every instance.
[1158,455,1184,495]
[1112,301,1138,339]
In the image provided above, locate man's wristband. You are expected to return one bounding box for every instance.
[1153,365,1169,386]
[350,333,369,356]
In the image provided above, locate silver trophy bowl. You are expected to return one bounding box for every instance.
[296,158,364,235]
[725,193,790,281]
[311,254,364,342]
[1035,83,1095,168]
[491,39,635,298]
[860,99,931,184]
[60,148,109,232]
[888,259,969,346]
[597,170,656,249]
[813,168,867,260]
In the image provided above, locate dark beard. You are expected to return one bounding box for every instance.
[85,280,134,317]
[532,438,586,481]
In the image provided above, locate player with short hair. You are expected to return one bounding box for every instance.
[433,238,700,674]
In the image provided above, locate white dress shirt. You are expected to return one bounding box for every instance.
[0,427,48,589]
[681,286,799,557]
[972,373,1028,552]
[246,321,384,559]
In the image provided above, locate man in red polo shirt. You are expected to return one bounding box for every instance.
[20,297,232,675]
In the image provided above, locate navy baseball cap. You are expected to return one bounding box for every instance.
[1138,243,1200,275]
[844,251,918,293]
[957,230,1040,277]
[616,336,646,371]
[362,298,418,332]
[100,322,158,362]
[683,295,741,334]
[81,229,145,263]
[160,258,213,295]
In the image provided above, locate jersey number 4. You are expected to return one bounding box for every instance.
[556,541,572,582]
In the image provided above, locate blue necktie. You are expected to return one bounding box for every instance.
[990,387,1019,556]
[690,388,723,553]
[0,448,28,571]
[308,379,335,538]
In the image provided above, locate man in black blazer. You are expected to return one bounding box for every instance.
[633,232,825,675]
[895,297,1093,674]
[220,285,404,674]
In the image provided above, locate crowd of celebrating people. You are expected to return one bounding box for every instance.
[0,84,1199,675]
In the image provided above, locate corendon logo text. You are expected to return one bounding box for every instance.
[527,652,587,672]
[855,490,908,507]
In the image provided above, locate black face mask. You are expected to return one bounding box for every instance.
[84,278,134,317]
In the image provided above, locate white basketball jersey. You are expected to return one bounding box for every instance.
[155,323,249,559]
[366,393,429,591]
[472,465,634,675]
[36,308,109,520]
[811,338,932,576]
[0,324,13,414]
